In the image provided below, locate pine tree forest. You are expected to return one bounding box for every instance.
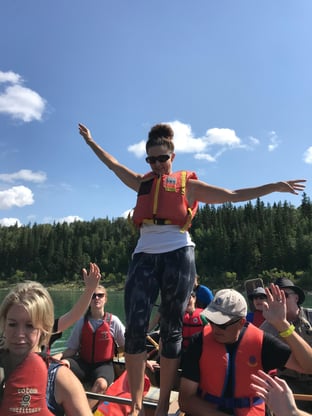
[1,194,311,292]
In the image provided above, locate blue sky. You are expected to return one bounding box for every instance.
[0,1,311,227]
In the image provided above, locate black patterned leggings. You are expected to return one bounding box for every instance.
[124,246,195,358]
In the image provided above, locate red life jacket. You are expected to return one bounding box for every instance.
[251,310,265,328]
[182,308,204,350]
[199,323,265,416]
[79,313,115,363]
[132,170,198,232]
[0,352,53,415]
[94,370,151,416]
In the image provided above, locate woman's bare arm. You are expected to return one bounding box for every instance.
[54,365,93,416]
[78,123,143,192]
[57,263,101,333]
[187,179,306,206]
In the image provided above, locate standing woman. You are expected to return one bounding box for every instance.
[78,122,305,416]
[0,281,93,416]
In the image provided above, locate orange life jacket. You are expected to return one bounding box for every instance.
[199,323,265,416]
[0,352,53,415]
[79,313,115,363]
[132,170,198,232]
[182,308,204,350]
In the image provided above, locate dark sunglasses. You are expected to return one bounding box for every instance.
[145,154,171,164]
[92,293,105,300]
[253,295,267,300]
[208,318,241,330]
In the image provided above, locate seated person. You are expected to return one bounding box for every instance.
[179,285,312,416]
[0,281,93,416]
[193,274,214,309]
[246,286,267,327]
[59,285,125,410]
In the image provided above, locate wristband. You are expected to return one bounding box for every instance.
[279,324,295,338]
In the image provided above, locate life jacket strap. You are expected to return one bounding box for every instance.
[199,389,264,409]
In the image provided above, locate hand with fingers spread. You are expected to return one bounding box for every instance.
[82,262,102,291]
[277,180,306,195]
[251,370,311,416]
[262,283,289,331]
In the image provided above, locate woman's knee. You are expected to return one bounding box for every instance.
[93,377,108,393]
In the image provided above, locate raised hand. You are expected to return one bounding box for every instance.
[262,283,288,329]
[78,123,93,143]
[277,180,306,195]
[82,262,102,291]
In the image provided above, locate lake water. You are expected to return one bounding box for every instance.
[0,288,311,354]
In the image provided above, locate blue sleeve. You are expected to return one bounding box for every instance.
[246,312,254,323]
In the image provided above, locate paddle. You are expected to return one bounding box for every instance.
[293,394,312,402]
[86,391,157,408]
[146,335,159,350]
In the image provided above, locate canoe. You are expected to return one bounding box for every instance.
[87,388,183,416]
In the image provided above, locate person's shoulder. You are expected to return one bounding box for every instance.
[110,314,125,326]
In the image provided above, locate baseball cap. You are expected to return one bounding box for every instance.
[201,289,247,324]
[195,285,214,308]
[248,286,267,300]
[274,277,305,305]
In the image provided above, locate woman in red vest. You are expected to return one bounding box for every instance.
[59,285,125,410]
[0,281,93,416]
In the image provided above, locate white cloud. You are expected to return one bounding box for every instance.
[0,169,47,183]
[194,153,216,162]
[128,121,250,162]
[128,140,146,157]
[0,185,34,209]
[248,136,260,146]
[303,146,312,164]
[0,71,21,84]
[56,215,83,224]
[0,70,46,122]
[0,217,22,227]
[267,131,281,152]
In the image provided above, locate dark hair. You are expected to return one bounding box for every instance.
[146,124,174,153]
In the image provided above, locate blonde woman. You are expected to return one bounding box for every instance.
[0,281,92,416]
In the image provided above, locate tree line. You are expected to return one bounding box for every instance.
[0,194,311,292]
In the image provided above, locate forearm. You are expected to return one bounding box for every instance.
[275,322,312,373]
[57,290,93,333]
[61,348,77,359]
[86,139,141,191]
[231,182,284,202]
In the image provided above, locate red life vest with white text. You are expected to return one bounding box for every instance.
[0,352,53,415]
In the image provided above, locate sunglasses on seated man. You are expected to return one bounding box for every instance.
[208,318,242,330]
[145,154,171,164]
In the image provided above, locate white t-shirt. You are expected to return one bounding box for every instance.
[133,224,195,255]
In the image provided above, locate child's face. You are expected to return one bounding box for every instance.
[5,304,41,358]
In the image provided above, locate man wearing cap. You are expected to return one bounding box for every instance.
[246,287,267,328]
[260,277,312,412]
[179,285,312,416]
